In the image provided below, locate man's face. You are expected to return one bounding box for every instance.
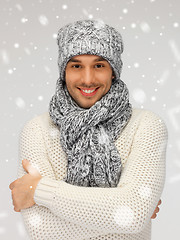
[65,54,114,109]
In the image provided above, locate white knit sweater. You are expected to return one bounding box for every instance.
[17,108,168,240]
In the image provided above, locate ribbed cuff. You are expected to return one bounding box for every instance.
[34,176,59,209]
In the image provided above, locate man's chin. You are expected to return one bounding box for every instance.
[77,100,96,109]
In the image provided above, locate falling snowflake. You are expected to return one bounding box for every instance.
[138,185,152,199]
[169,40,180,62]
[21,17,28,23]
[24,48,31,55]
[114,206,134,227]
[94,19,105,30]
[89,14,93,19]
[49,128,60,138]
[38,15,49,26]
[122,8,128,14]
[29,213,42,227]
[62,4,68,10]
[131,23,136,29]
[15,4,23,11]
[1,50,9,64]
[15,97,26,109]
[132,88,147,104]
[38,96,44,101]
[157,70,170,85]
[167,106,180,131]
[140,22,151,33]
[151,96,156,102]
[14,43,19,48]
[173,22,179,28]
[134,62,139,68]
[82,8,93,19]
[52,33,57,39]
[8,69,13,74]
[44,66,51,73]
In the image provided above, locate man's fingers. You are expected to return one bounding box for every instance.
[151,213,157,219]
[151,201,161,220]
[22,159,40,176]
[12,193,21,212]
[14,207,21,212]
[9,180,16,190]
[22,159,31,174]
[9,183,13,190]
[155,207,159,213]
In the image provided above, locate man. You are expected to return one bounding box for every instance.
[9,19,167,240]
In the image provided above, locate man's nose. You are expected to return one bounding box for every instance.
[81,67,95,86]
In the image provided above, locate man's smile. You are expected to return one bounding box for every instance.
[78,87,99,97]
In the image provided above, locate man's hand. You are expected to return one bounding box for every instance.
[151,199,162,219]
[9,159,42,212]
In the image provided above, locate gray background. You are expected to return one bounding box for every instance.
[0,0,179,239]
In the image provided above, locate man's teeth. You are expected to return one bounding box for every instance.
[81,89,96,93]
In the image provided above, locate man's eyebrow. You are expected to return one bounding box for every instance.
[94,57,106,62]
[68,56,106,63]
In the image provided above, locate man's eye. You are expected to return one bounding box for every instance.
[72,65,81,68]
[95,64,104,68]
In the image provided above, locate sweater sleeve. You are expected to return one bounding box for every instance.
[17,118,101,240]
[34,111,168,235]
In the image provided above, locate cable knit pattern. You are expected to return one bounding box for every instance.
[17,108,168,240]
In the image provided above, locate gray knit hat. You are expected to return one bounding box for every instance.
[57,19,124,81]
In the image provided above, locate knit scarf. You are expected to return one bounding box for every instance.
[49,78,132,187]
